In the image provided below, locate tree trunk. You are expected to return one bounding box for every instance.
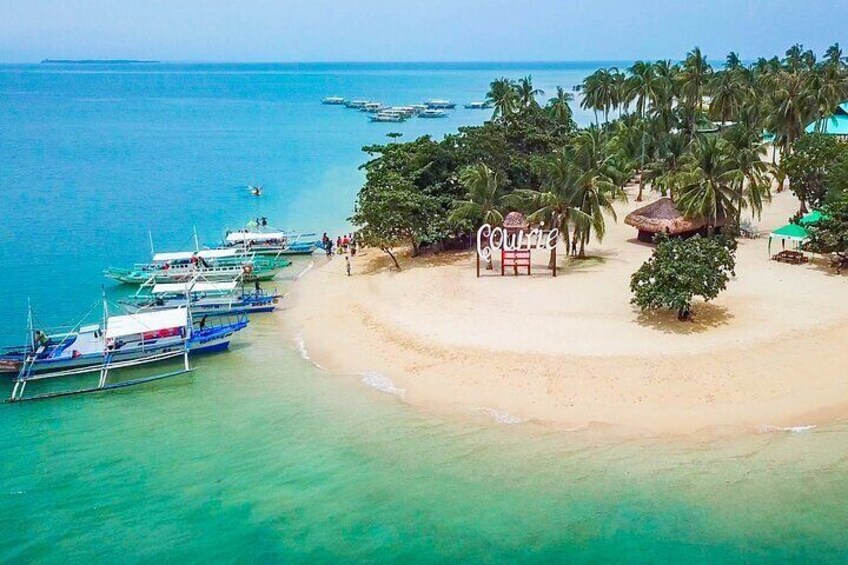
[677,306,691,321]
[578,234,587,258]
[383,247,401,271]
[409,237,420,258]
[636,175,645,202]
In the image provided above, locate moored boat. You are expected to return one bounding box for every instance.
[223,221,322,255]
[3,303,248,402]
[419,108,449,118]
[344,99,370,109]
[321,96,347,105]
[425,99,456,109]
[120,280,281,316]
[464,101,491,109]
[104,248,290,285]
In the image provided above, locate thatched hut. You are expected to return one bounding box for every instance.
[624,198,724,243]
[502,211,529,234]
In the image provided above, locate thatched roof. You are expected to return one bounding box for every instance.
[502,211,529,230]
[624,198,725,234]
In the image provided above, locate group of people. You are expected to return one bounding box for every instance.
[322,233,358,258]
[322,232,358,276]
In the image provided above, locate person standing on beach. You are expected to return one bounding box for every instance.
[345,256,351,276]
[342,234,350,252]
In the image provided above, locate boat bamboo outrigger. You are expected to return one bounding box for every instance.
[3,297,248,402]
[104,247,291,285]
[222,221,322,256]
[120,279,280,316]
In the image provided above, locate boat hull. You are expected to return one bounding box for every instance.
[1,321,246,376]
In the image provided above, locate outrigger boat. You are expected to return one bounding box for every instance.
[3,300,248,402]
[120,280,281,316]
[104,248,291,285]
[222,221,322,256]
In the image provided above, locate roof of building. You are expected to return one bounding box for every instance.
[624,197,724,234]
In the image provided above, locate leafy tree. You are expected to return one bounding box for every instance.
[349,173,433,269]
[630,234,737,321]
[783,133,848,212]
[804,195,848,272]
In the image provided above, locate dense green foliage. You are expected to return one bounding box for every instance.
[782,134,848,210]
[804,195,848,272]
[350,43,848,267]
[630,235,737,320]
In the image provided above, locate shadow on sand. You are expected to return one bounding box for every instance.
[635,302,734,334]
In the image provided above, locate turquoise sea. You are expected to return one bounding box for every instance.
[1,63,847,563]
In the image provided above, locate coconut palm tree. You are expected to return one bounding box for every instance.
[765,71,815,156]
[450,162,506,269]
[643,131,690,199]
[516,75,544,108]
[709,69,745,128]
[546,86,574,125]
[569,166,624,257]
[676,136,743,234]
[626,60,658,117]
[678,47,713,137]
[486,77,519,119]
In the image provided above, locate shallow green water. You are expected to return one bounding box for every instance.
[2,300,847,562]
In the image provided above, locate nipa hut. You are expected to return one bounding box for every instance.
[624,198,725,243]
[502,211,529,234]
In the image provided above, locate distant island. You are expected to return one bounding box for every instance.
[40,59,160,64]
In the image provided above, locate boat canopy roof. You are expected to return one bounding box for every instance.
[152,248,240,262]
[105,308,187,339]
[226,231,285,243]
[152,281,238,294]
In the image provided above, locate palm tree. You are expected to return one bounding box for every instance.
[486,77,519,119]
[709,69,745,128]
[766,71,815,156]
[569,167,624,257]
[724,124,771,223]
[678,47,712,137]
[677,136,743,234]
[580,68,620,124]
[626,60,658,117]
[643,131,690,199]
[546,86,574,125]
[516,75,544,108]
[450,163,506,269]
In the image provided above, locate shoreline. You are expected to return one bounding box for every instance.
[279,189,848,439]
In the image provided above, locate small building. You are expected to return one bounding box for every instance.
[624,197,725,243]
[805,102,848,141]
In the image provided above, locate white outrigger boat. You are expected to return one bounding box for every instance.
[425,99,456,109]
[3,300,248,402]
[222,222,322,256]
[120,280,281,316]
[104,248,291,285]
[419,108,448,118]
[321,96,347,105]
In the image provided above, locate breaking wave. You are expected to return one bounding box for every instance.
[758,424,817,433]
[361,371,405,398]
[476,407,524,425]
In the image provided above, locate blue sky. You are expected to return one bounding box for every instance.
[1,0,846,63]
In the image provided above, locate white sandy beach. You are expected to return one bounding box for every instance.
[282,187,848,436]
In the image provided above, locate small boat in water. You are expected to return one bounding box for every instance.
[425,99,456,109]
[344,99,370,109]
[322,96,347,105]
[249,185,263,196]
[464,101,491,109]
[120,280,281,316]
[3,302,247,402]
[419,108,449,118]
[370,110,407,123]
[361,102,385,113]
[104,248,291,285]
